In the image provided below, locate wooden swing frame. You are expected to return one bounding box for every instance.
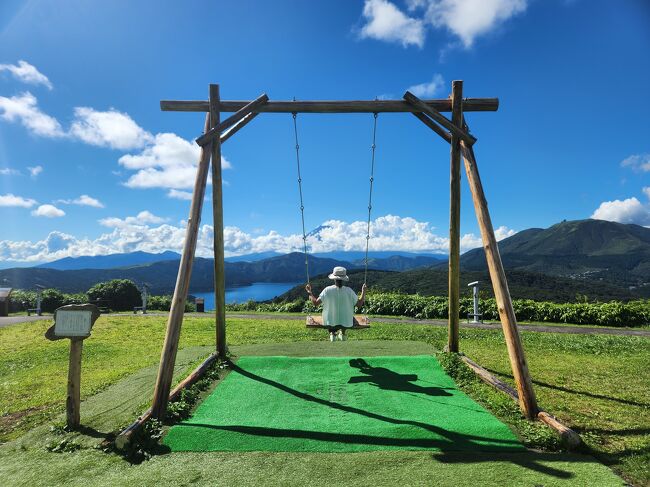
[115,81,580,449]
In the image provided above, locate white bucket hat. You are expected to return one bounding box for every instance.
[328,266,349,281]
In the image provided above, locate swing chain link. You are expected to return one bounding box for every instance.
[364,112,379,286]
[292,110,310,285]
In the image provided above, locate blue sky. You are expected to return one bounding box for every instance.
[0,0,649,265]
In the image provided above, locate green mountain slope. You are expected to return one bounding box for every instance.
[460,219,650,288]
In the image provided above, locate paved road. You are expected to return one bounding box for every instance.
[2,312,648,337]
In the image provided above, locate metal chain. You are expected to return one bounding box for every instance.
[364,112,379,285]
[292,112,310,285]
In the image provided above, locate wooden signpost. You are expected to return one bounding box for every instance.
[45,304,100,429]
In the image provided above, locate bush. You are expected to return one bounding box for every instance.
[9,289,87,313]
[148,295,195,313]
[225,291,650,327]
[87,279,141,311]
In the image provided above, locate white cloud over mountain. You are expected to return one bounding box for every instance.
[591,196,650,226]
[0,214,515,264]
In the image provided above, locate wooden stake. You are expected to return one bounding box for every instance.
[460,355,581,448]
[403,91,477,146]
[161,98,499,114]
[66,339,83,429]
[116,353,219,450]
[150,114,212,420]
[196,93,268,146]
[447,81,463,353]
[210,84,227,358]
[460,141,539,419]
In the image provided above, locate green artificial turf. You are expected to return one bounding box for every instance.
[164,355,525,453]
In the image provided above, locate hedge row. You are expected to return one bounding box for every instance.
[9,283,194,313]
[225,293,650,327]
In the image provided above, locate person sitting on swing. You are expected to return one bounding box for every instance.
[305,266,367,342]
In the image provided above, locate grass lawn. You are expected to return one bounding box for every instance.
[0,315,647,485]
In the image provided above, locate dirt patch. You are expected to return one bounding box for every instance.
[0,405,51,440]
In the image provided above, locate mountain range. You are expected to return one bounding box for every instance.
[0,219,648,300]
[0,252,440,295]
[459,219,650,290]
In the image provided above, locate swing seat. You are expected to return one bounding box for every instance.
[306,315,370,329]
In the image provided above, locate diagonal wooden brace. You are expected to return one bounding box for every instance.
[196,93,268,146]
[221,112,259,145]
[404,91,476,146]
[410,112,451,144]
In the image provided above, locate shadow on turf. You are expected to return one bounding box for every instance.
[171,362,577,480]
[348,358,453,396]
[484,366,650,409]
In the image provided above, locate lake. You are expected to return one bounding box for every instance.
[191,282,301,309]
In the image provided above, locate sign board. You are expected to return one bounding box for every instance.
[54,310,94,337]
[44,304,100,341]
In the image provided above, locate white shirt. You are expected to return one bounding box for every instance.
[318,284,358,328]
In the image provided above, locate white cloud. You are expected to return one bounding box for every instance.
[167,189,193,200]
[0,60,53,89]
[31,204,65,218]
[621,153,650,173]
[69,107,153,150]
[0,193,37,208]
[120,132,232,190]
[0,92,65,137]
[0,214,517,263]
[423,0,527,48]
[643,187,650,201]
[56,194,105,208]
[0,167,20,176]
[99,210,167,228]
[360,0,426,48]
[407,73,445,97]
[27,165,43,177]
[362,0,527,49]
[591,197,650,226]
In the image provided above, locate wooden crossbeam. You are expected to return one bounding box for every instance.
[161,98,499,114]
[403,91,477,146]
[196,94,268,146]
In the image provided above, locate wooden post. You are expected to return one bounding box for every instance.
[150,114,212,420]
[210,84,227,358]
[66,339,83,428]
[460,141,539,419]
[447,81,463,353]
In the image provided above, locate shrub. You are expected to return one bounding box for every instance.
[87,279,141,311]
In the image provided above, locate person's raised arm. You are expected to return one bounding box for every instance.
[305,283,321,305]
[356,283,367,308]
